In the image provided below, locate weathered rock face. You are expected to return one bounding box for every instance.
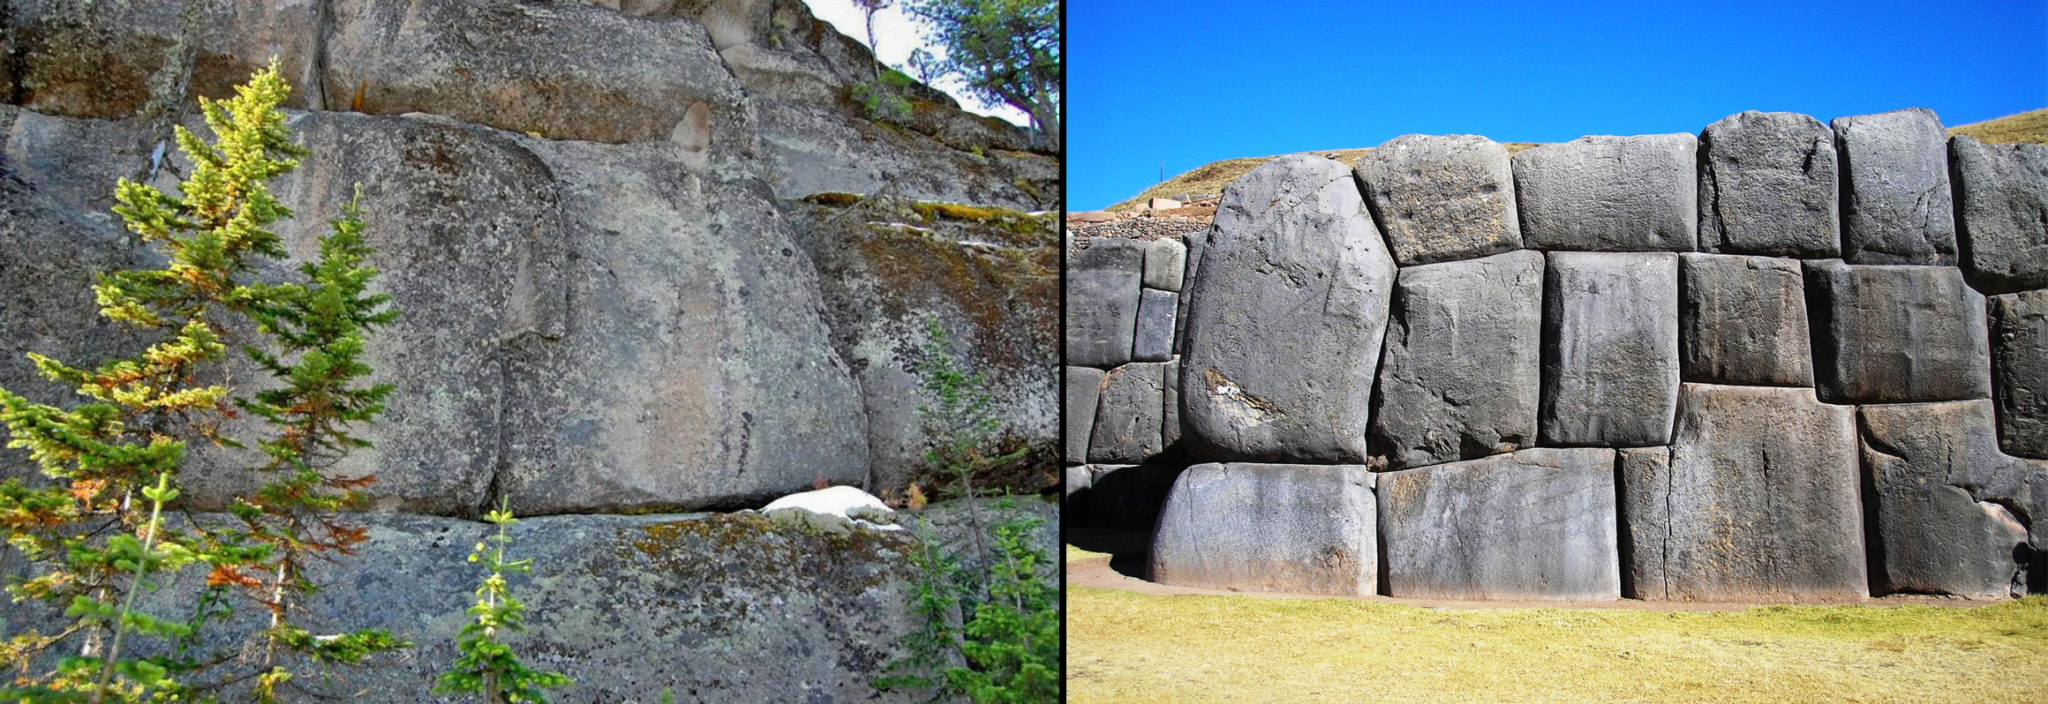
[2,0,324,117]
[1861,401,2040,598]
[1181,155,1396,463]
[1089,362,1168,463]
[1149,463,1378,596]
[1377,448,1620,601]
[1353,134,1521,265]
[1144,237,1187,291]
[1696,111,1840,258]
[1540,252,1680,447]
[1065,238,1144,368]
[1991,290,2048,459]
[1679,253,1813,387]
[1950,136,2048,293]
[1833,108,1957,265]
[1806,260,1990,404]
[1065,367,1106,465]
[1512,134,1697,252]
[1371,250,1543,469]
[1625,384,1865,601]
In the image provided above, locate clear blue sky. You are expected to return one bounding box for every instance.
[1070,0,2048,210]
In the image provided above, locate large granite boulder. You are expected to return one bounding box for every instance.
[1862,401,2040,598]
[1377,448,1620,601]
[1181,155,1396,463]
[1679,253,1813,386]
[1624,384,1865,601]
[787,196,1059,492]
[1832,108,1957,265]
[1512,134,1697,252]
[1540,252,1680,447]
[1951,136,2048,293]
[1088,362,1168,463]
[1065,238,1144,368]
[1696,111,1839,257]
[1,0,323,117]
[1806,260,1990,404]
[1991,290,2048,458]
[1352,134,1521,265]
[497,135,868,515]
[1149,463,1377,596]
[1371,250,1543,469]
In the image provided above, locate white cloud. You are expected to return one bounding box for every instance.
[800,0,1032,128]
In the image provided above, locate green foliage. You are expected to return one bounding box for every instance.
[874,506,1058,703]
[912,319,1027,500]
[852,69,919,125]
[875,318,1057,703]
[902,0,1061,152]
[435,500,572,704]
[0,62,405,701]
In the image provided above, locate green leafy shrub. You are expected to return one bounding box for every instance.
[852,69,919,125]
[434,500,571,703]
[0,62,406,702]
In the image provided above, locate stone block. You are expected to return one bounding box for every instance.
[1697,111,1840,257]
[1952,136,2048,293]
[1862,401,2041,598]
[1513,134,1697,252]
[1378,448,1620,601]
[1992,290,2048,458]
[1371,250,1543,469]
[1064,367,1106,465]
[1144,237,1188,291]
[1540,252,1680,446]
[1353,134,1522,265]
[1833,108,1957,264]
[1626,384,1865,600]
[1149,463,1377,596]
[1162,357,1183,452]
[1806,261,1990,403]
[1181,156,1396,462]
[1088,362,1167,463]
[1679,253,1812,386]
[1133,289,1178,362]
[1173,227,1209,355]
[1065,238,1144,368]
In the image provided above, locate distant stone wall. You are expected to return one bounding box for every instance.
[1065,109,2048,602]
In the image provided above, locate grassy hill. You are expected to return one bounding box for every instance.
[1102,108,2048,213]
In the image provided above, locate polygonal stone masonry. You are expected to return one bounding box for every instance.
[1149,463,1377,596]
[1065,238,1143,368]
[1806,260,1990,404]
[1991,290,2048,459]
[1951,136,2048,293]
[1833,108,1957,265]
[1697,111,1840,258]
[1371,249,1543,469]
[1861,401,2040,598]
[1513,134,1697,252]
[1064,366,1106,465]
[1679,253,1813,387]
[1540,251,1680,447]
[1145,237,1188,291]
[1133,288,1177,362]
[1377,448,1619,601]
[1088,362,1168,463]
[1353,134,1522,265]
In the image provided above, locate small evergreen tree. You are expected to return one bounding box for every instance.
[435,500,572,704]
[0,62,406,702]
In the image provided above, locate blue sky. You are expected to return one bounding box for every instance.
[1070,0,2048,210]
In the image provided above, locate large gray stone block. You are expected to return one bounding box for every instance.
[1065,238,1144,368]
[1371,250,1543,469]
[1806,261,1990,404]
[1144,237,1188,291]
[1377,448,1619,601]
[1353,134,1521,265]
[1540,252,1680,446]
[1697,111,1840,257]
[1173,227,1209,355]
[1149,463,1377,596]
[1625,384,1865,601]
[1065,366,1106,465]
[1513,134,1697,252]
[1833,108,1957,265]
[1088,362,1167,463]
[1181,155,1397,463]
[1951,136,2048,293]
[1679,253,1813,386]
[1992,290,2048,458]
[1133,288,1178,362]
[1862,401,2041,598]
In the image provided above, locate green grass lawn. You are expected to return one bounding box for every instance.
[1066,546,2048,703]
[1100,108,2048,214]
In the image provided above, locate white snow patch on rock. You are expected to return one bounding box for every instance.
[760,485,902,531]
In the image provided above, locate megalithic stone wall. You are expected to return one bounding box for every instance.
[1066,108,2048,601]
